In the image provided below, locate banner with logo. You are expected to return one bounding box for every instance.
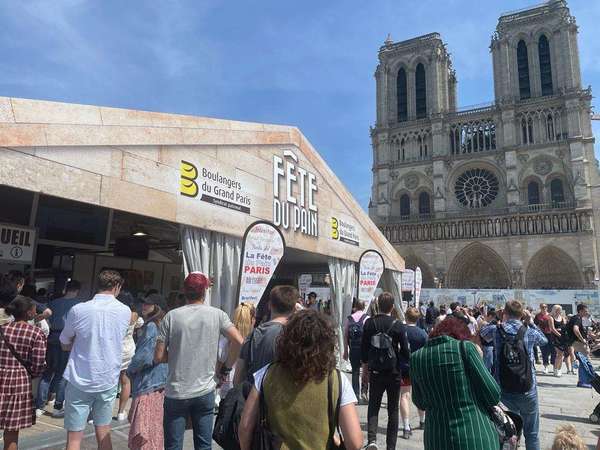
[237,221,286,305]
[0,224,36,264]
[357,250,385,308]
[414,267,423,306]
[401,269,415,292]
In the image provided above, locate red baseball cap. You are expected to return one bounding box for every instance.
[184,272,210,292]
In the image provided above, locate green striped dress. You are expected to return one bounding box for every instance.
[410,335,501,450]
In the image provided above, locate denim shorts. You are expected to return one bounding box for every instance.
[64,383,118,431]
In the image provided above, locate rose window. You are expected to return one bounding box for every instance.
[454,168,499,208]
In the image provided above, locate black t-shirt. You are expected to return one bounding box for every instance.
[360,314,410,373]
[566,315,587,343]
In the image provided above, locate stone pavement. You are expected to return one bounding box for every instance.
[9,368,600,449]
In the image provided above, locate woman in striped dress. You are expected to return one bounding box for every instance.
[0,295,47,450]
[410,313,501,450]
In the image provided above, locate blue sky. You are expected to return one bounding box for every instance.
[0,0,598,209]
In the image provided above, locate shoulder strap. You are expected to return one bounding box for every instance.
[258,363,272,429]
[358,314,367,325]
[497,324,508,340]
[516,325,528,343]
[386,319,398,334]
[327,369,343,448]
[0,325,33,377]
[348,315,356,325]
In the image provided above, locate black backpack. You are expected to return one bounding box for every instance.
[368,319,398,373]
[348,314,366,350]
[212,382,252,450]
[497,325,533,394]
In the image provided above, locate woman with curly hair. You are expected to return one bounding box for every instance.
[239,309,363,450]
[410,313,501,450]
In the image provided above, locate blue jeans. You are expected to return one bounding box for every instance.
[483,346,494,374]
[501,389,540,450]
[36,334,69,409]
[164,391,215,450]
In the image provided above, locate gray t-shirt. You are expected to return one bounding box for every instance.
[239,321,284,377]
[157,303,233,399]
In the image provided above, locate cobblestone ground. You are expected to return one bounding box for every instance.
[11,367,600,449]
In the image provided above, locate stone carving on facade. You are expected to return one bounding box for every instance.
[435,186,445,200]
[511,268,523,288]
[379,191,388,204]
[574,170,587,186]
[533,158,553,176]
[517,154,529,165]
[445,159,454,170]
[556,149,567,159]
[390,170,399,180]
[405,174,419,190]
[425,167,433,177]
[583,267,596,287]
[494,152,505,165]
[507,178,518,192]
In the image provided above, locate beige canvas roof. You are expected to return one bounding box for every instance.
[0,97,404,271]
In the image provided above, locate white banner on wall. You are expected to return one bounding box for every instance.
[414,267,423,306]
[357,250,385,308]
[0,224,36,264]
[401,269,415,292]
[237,221,285,305]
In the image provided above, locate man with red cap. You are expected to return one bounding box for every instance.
[154,272,243,450]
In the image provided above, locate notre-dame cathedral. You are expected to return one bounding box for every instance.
[369,0,600,290]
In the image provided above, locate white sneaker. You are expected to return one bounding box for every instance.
[555,369,562,378]
[365,444,379,450]
[35,409,45,418]
[117,412,127,421]
[543,366,549,374]
[52,408,65,418]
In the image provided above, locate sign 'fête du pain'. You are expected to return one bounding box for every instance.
[357,250,385,307]
[237,221,286,305]
[272,150,318,237]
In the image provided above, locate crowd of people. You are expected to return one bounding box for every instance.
[0,267,597,450]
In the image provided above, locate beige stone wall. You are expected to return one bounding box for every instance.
[0,97,404,271]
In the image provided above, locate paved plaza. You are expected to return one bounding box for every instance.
[8,366,599,449]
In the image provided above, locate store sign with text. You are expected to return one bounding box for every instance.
[238,221,286,305]
[180,160,251,214]
[357,250,385,306]
[272,150,318,237]
[0,224,36,264]
[401,269,415,292]
[330,217,359,246]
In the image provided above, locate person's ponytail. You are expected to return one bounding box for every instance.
[5,295,34,321]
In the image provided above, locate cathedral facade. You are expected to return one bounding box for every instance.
[369,1,600,290]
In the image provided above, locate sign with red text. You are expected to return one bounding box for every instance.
[237,221,286,305]
[357,250,385,307]
[401,269,415,292]
[414,267,423,306]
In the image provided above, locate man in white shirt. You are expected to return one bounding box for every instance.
[60,270,131,450]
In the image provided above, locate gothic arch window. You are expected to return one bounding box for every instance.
[397,68,408,122]
[550,178,565,205]
[401,138,406,161]
[517,40,531,100]
[521,117,534,144]
[538,35,553,96]
[415,63,427,119]
[527,180,541,205]
[419,192,431,215]
[546,114,555,141]
[400,194,410,217]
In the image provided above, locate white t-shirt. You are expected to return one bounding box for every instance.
[253,365,357,407]
[60,294,131,392]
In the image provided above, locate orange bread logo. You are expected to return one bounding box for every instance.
[180,160,199,198]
